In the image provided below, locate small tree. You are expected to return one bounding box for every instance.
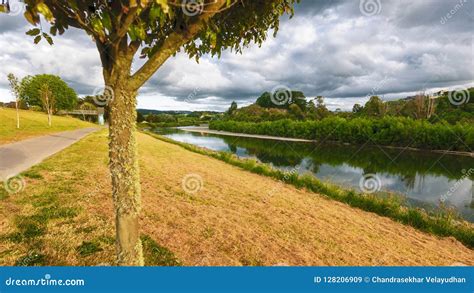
[288,103,305,120]
[352,103,363,114]
[314,96,330,119]
[39,84,55,127]
[20,74,77,112]
[364,96,386,117]
[18,0,298,265]
[227,101,238,115]
[7,73,21,129]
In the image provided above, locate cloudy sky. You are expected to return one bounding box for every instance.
[0,0,473,111]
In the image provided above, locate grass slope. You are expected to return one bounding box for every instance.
[0,130,472,266]
[0,108,94,145]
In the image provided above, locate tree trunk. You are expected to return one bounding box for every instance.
[48,112,52,127]
[15,100,19,129]
[108,83,143,266]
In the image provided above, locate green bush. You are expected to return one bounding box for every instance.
[210,117,474,151]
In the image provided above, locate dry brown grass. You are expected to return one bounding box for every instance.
[0,130,472,266]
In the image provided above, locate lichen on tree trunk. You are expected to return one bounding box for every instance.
[108,82,143,266]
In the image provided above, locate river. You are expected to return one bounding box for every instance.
[153,127,474,222]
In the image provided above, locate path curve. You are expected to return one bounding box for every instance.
[0,127,99,180]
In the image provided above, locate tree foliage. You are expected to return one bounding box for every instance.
[22,0,298,88]
[210,117,474,152]
[19,0,300,266]
[20,74,77,112]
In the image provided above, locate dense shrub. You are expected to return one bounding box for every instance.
[210,117,474,151]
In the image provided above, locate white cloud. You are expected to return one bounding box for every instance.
[0,0,472,111]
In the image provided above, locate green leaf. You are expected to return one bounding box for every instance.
[149,5,161,21]
[156,0,169,14]
[26,28,41,36]
[42,33,53,45]
[33,35,42,44]
[137,24,146,40]
[101,12,112,31]
[128,25,138,41]
[36,3,54,22]
[50,26,57,36]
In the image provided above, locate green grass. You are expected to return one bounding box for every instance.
[1,172,81,265]
[76,241,103,257]
[141,235,181,266]
[0,108,94,144]
[144,131,474,249]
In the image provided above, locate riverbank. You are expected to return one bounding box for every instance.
[1,130,473,266]
[179,126,315,143]
[188,125,474,157]
[210,118,474,155]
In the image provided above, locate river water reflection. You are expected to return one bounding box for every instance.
[153,127,474,222]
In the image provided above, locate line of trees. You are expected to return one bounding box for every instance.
[7,73,85,128]
[5,73,80,126]
[210,116,474,151]
[225,89,474,125]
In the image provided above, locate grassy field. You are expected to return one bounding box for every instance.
[0,108,94,145]
[0,130,473,266]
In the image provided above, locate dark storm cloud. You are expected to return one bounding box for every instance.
[0,0,473,111]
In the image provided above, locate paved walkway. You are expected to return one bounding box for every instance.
[0,127,99,180]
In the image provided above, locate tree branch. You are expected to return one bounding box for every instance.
[129,0,227,89]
